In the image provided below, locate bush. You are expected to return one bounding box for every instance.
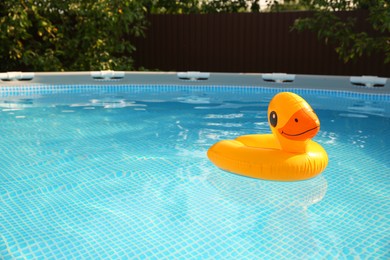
[270,0,390,64]
[0,0,146,71]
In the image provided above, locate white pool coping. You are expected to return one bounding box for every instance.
[0,71,389,94]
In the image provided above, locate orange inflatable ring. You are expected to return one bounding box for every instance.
[207,92,328,181]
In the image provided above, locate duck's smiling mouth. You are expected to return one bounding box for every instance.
[281,126,319,137]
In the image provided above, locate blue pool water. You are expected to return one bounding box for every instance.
[0,85,389,259]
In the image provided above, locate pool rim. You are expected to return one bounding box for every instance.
[1,71,389,95]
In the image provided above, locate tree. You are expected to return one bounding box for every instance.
[201,0,256,13]
[144,0,262,14]
[268,0,390,64]
[143,0,201,14]
[0,0,146,71]
[266,0,313,11]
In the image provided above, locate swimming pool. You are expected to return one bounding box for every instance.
[1,72,389,259]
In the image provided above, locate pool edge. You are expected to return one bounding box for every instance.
[1,71,389,95]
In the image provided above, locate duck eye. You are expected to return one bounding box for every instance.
[295,118,298,123]
[269,111,277,127]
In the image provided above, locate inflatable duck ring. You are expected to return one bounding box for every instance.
[207,92,328,181]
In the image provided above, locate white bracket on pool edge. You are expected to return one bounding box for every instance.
[350,76,387,88]
[262,73,295,83]
[0,72,35,81]
[91,70,125,81]
[177,71,210,81]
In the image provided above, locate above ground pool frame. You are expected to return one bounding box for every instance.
[0,71,389,95]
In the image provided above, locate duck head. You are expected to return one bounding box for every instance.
[268,92,320,153]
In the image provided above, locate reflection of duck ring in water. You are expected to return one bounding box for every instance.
[207,92,328,181]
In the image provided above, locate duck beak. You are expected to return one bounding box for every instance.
[278,108,320,141]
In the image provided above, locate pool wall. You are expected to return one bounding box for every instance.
[1,71,389,94]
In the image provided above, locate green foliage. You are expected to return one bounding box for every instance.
[201,0,259,13]
[0,0,146,71]
[266,0,314,11]
[143,0,201,14]
[144,0,261,14]
[269,0,390,64]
